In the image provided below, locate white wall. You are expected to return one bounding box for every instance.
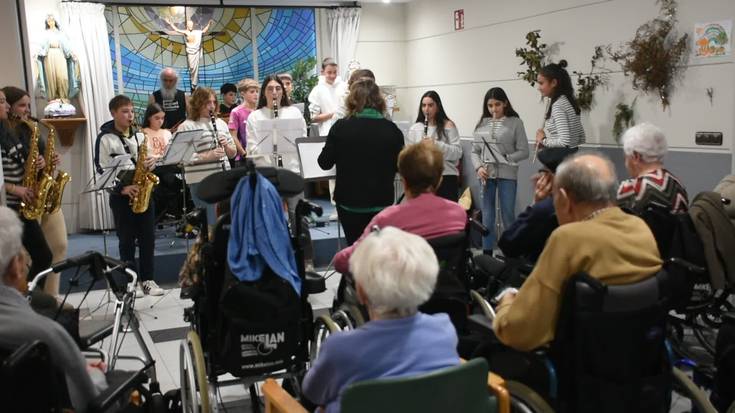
[354,3,407,91]
[393,0,735,157]
[0,1,27,89]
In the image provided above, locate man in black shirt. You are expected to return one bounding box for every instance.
[148,67,187,131]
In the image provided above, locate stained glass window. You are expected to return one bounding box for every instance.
[105,6,316,114]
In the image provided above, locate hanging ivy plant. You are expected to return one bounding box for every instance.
[573,46,610,111]
[515,30,548,87]
[613,98,637,141]
[607,0,689,109]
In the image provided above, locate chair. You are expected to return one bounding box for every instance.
[262,358,510,413]
[419,232,471,333]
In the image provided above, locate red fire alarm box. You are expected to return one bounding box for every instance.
[454,9,464,31]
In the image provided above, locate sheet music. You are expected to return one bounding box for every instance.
[160,129,205,166]
[83,154,132,193]
[295,138,335,181]
[252,118,306,172]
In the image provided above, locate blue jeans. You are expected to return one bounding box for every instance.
[482,178,517,251]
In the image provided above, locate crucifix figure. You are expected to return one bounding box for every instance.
[166,18,214,90]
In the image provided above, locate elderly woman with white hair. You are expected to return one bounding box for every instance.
[617,122,688,213]
[302,227,460,413]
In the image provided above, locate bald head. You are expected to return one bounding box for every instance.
[555,152,618,205]
[160,67,178,80]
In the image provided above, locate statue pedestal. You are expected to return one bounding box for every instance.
[44,117,86,147]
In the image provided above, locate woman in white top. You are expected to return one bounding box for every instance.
[177,87,237,225]
[246,75,307,174]
[406,91,462,201]
[471,87,529,253]
[535,60,585,160]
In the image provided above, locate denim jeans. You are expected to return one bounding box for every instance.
[482,178,517,251]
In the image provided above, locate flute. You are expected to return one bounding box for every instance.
[532,97,551,164]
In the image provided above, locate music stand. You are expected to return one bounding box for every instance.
[251,118,305,171]
[294,136,343,253]
[83,154,133,194]
[295,137,335,182]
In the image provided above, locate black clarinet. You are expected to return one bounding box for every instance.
[423,115,428,137]
[209,110,221,149]
[272,94,283,167]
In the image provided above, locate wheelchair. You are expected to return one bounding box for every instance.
[468,266,718,413]
[178,164,326,413]
[311,216,493,361]
[10,251,165,411]
[635,196,735,400]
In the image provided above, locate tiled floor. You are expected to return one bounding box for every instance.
[63,271,342,410]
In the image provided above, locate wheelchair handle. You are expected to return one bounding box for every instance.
[50,250,102,273]
[469,217,490,237]
[296,199,323,217]
[666,257,706,275]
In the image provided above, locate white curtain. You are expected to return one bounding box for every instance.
[325,8,361,80]
[61,2,116,230]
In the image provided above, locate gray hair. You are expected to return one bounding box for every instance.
[349,226,438,317]
[555,151,618,204]
[622,122,668,163]
[159,67,179,80]
[0,207,23,279]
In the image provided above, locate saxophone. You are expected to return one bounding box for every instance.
[20,120,54,220]
[130,128,159,214]
[43,123,71,214]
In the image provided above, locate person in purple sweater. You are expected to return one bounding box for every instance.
[302,227,461,413]
[333,141,467,274]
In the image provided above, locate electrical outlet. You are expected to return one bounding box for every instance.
[695,132,723,146]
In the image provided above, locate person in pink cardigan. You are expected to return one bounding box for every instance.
[334,141,467,274]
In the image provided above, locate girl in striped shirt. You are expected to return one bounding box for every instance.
[535,60,585,151]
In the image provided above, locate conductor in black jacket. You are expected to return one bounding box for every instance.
[318,78,404,245]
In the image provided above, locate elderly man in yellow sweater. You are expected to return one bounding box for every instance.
[492,152,662,351]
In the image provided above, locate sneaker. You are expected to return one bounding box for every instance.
[141,280,165,296]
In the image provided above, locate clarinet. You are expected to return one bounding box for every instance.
[209,110,221,149]
[423,113,428,137]
[272,94,283,167]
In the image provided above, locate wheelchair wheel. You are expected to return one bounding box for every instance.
[505,380,554,413]
[179,330,211,413]
[671,366,717,413]
[310,314,341,362]
[347,305,366,327]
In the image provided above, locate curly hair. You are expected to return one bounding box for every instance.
[346,78,385,117]
[188,87,215,120]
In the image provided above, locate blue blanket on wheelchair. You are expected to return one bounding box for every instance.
[228,173,301,295]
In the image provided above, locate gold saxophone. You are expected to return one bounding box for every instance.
[130,128,159,214]
[19,120,54,220]
[42,123,71,215]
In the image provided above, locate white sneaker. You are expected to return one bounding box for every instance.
[141,280,165,296]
